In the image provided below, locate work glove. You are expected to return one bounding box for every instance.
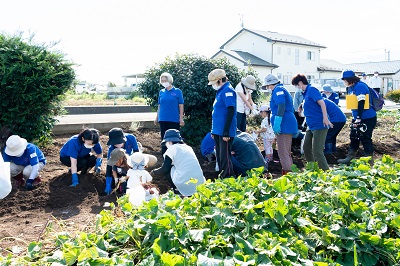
[25,179,35,190]
[104,176,113,194]
[119,176,127,183]
[94,158,102,175]
[70,173,79,187]
[273,116,283,135]
[251,109,259,116]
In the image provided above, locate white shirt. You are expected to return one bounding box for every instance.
[260,117,276,140]
[369,76,382,89]
[164,144,205,196]
[235,83,252,113]
[360,77,369,84]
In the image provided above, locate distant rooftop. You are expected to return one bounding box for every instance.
[214,50,278,68]
[345,60,400,75]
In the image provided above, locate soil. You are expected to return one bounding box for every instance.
[1,117,400,255]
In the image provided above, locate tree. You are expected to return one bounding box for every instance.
[0,33,75,149]
[138,53,262,145]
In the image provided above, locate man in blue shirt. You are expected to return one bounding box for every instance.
[208,69,237,178]
[292,74,333,171]
[321,84,340,105]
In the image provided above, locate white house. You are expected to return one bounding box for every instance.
[211,28,326,90]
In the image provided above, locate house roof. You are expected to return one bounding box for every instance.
[345,60,400,75]
[220,28,326,49]
[318,59,348,72]
[213,50,278,68]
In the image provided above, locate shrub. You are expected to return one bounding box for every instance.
[0,33,75,147]
[385,89,400,103]
[138,53,262,145]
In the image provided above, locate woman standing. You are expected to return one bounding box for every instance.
[263,74,297,175]
[292,74,333,171]
[235,75,258,132]
[154,72,185,154]
[60,128,103,186]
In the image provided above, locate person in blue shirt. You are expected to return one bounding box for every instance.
[208,69,237,178]
[154,72,185,154]
[338,70,377,164]
[200,132,216,162]
[323,98,346,161]
[104,127,157,194]
[3,135,46,190]
[263,74,297,175]
[321,84,340,105]
[60,128,103,186]
[292,74,333,171]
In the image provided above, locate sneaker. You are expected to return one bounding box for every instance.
[12,173,25,187]
[33,176,42,186]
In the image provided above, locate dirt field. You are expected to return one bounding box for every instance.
[1,117,400,255]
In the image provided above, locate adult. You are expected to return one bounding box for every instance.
[368,71,383,95]
[321,84,340,105]
[3,135,46,190]
[200,132,216,162]
[323,98,346,161]
[105,127,157,194]
[150,129,205,196]
[360,73,369,84]
[292,74,333,171]
[208,68,237,178]
[60,128,103,186]
[263,74,297,175]
[293,87,305,128]
[231,130,267,176]
[338,70,377,164]
[154,72,185,154]
[235,75,259,132]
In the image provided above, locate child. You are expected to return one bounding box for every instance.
[106,148,131,194]
[255,105,276,163]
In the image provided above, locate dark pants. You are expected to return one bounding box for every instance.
[294,112,305,128]
[213,134,235,178]
[349,116,377,155]
[325,121,346,154]
[60,154,96,174]
[164,170,176,190]
[231,156,246,177]
[236,112,247,132]
[159,121,180,154]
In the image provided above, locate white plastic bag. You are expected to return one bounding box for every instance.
[0,153,12,199]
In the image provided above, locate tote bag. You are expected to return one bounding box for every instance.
[0,153,12,199]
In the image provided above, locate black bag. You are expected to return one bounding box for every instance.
[368,87,385,111]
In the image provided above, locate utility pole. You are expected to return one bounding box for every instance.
[385,49,390,61]
[238,13,244,28]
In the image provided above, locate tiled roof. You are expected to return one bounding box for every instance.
[318,59,348,72]
[345,60,400,75]
[213,50,278,68]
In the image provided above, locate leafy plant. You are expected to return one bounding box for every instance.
[138,53,262,145]
[385,89,400,103]
[0,33,75,147]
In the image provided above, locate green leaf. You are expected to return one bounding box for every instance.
[273,177,291,193]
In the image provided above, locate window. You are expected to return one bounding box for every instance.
[307,51,315,61]
[283,75,291,85]
[287,48,291,56]
[295,49,299,65]
[277,47,281,54]
[307,75,315,83]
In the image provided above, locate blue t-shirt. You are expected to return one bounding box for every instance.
[200,132,215,157]
[322,92,340,105]
[269,84,297,134]
[158,87,184,123]
[60,135,102,159]
[3,143,46,166]
[211,82,237,137]
[324,98,346,123]
[303,84,327,130]
[107,134,139,159]
[348,81,377,119]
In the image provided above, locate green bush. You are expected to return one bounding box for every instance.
[385,89,400,103]
[138,53,262,145]
[0,33,75,147]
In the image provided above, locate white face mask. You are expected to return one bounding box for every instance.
[161,82,170,88]
[212,84,221,90]
[84,143,94,149]
[374,74,378,77]
[166,142,172,149]
[324,92,332,98]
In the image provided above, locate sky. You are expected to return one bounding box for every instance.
[2,0,399,85]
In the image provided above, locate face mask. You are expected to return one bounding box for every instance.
[212,84,221,90]
[114,143,124,148]
[161,82,170,88]
[324,93,332,98]
[374,74,378,77]
[166,142,172,149]
[84,143,94,149]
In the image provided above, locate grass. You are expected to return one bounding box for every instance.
[62,90,148,106]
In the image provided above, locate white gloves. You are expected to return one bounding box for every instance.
[119,176,127,183]
[251,109,259,116]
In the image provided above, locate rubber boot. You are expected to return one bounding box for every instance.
[337,149,357,164]
[104,176,113,194]
[324,143,333,155]
[364,152,374,166]
[324,143,336,164]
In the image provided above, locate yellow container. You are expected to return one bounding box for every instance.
[345,94,369,109]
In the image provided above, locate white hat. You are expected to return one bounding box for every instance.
[208,69,226,85]
[262,74,279,86]
[241,75,256,90]
[5,135,27,156]
[130,152,149,167]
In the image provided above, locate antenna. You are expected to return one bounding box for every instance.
[238,13,244,28]
[385,49,390,61]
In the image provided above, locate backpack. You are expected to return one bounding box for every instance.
[368,86,385,111]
